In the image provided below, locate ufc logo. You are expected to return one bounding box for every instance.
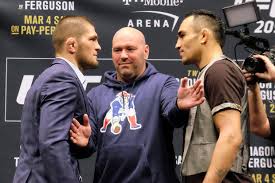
[16,75,102,105]
[234,0,275,18]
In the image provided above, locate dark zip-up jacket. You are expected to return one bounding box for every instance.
[88,62,188,183]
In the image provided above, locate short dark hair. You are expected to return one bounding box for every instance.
[52,16,94,53]
[185,9,225,47]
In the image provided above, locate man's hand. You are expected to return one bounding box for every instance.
[70,114,91,147]
[242,69,258,88]
[254,54,275,82]
[242,69,254,82]
[177,77,205,110]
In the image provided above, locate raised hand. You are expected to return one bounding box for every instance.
[177,77,205,110]
[242,69,256,86]
[70,114,91,147]
[253,54,275,82]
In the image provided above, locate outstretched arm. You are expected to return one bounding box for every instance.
[161,76,205,128]
[177,77,205,109]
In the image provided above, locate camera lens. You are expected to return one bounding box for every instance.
[243,57,257,72]
[243,56,266,73]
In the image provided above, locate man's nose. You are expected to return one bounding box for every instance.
[121,49,128,59]
[175,39,180,49]
[96,43,101,51]
[96,41,101,51]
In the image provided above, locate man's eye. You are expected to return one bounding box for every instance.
[90,37,98,41]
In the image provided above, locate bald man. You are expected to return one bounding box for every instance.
[70,27,205,183]
[13,16,101,183]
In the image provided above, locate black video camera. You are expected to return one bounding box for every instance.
[223,1,275,79]
[243,50,275,73]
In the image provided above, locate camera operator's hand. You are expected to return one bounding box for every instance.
[253,54,275,82]
[242,69,254,82]
[242,69,257,87]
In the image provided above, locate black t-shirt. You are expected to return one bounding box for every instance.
[204,59,245,114]
[203,59,253,182]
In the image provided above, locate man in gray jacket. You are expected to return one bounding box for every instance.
[176,9,253,183]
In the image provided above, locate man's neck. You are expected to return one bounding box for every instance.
[56,54,83,72]
[198,45,223,69]
[116,75,137,84]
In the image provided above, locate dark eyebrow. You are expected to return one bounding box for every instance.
[91,35,98,39]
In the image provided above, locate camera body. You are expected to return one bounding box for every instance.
[243,56,266,73]
[223,1,275,82]
[243,49,275,73]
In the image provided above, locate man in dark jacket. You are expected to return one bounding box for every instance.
[13,16,101,183]
[70,27,205,183]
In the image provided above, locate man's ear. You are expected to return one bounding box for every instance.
[65,37,77,54]
[200,28,209,45]
[144,44,150,60]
